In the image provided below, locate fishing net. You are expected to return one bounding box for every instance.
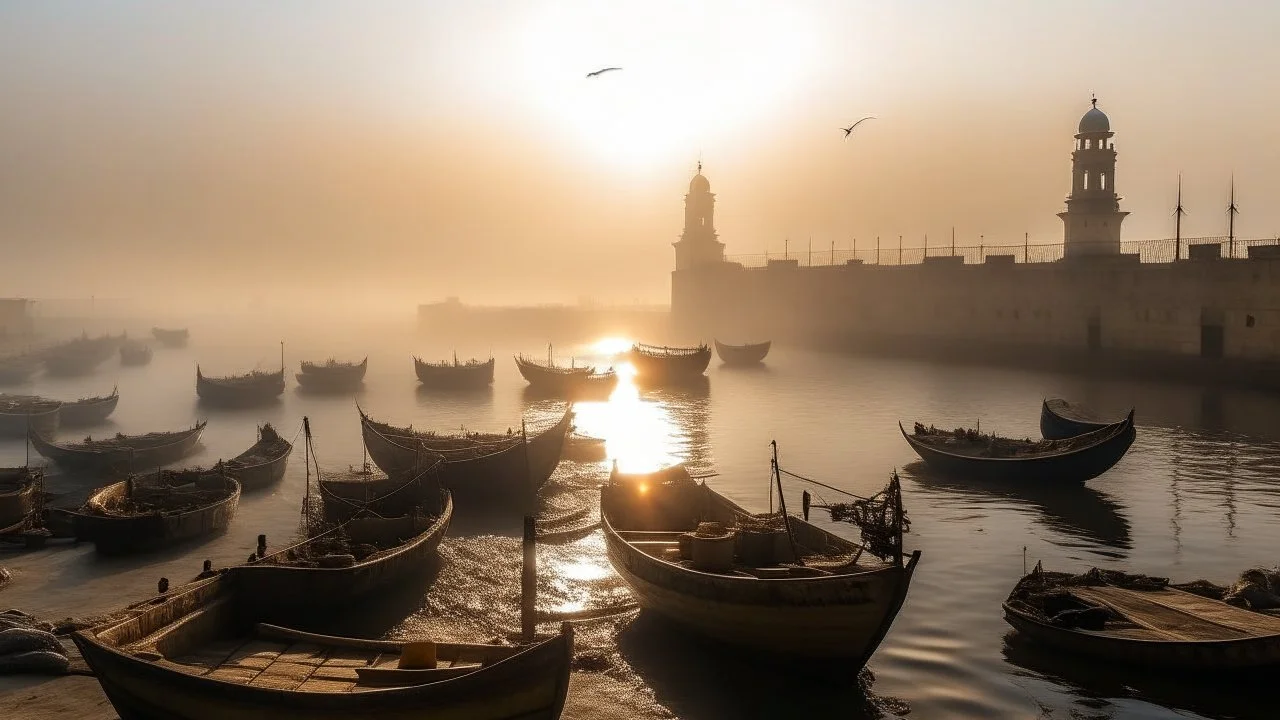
[821,477,909,559]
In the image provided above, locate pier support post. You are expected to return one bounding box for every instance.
[521,515,536,643]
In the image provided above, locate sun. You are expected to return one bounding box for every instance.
[507,3,821,170]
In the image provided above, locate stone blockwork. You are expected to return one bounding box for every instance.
[673,257,1280,364]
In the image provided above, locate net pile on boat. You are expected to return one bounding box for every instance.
[912,422,1101,458]
[75,430,177,449]
[225,424,290,466]
[86,473,228,517]
[277,534,381,568]
[207,370,281,385]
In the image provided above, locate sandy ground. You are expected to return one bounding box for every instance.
[0,671,670,720]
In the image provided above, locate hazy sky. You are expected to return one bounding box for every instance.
[2,1,1278,309]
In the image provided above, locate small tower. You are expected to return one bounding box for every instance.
[673,162,726,271]
[1059,97,1128,258]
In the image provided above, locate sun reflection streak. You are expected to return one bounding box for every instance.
[568,340,683,473]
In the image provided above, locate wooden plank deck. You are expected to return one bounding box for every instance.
[166,636,467,693]
[1071,586,1280,641]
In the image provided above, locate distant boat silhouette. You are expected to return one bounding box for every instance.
[586,67,622,78]
[841,116,875,138]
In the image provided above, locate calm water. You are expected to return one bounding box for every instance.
[4,317,1280,719]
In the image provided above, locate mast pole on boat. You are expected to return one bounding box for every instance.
[892,471,904,568]
[770,441,800,565]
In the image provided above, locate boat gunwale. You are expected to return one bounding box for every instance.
[29,421,208,460]
[235,489,453,577]
[1002,599,1280,646]
[900,410,1135,464]
[601,482,910,587]
[360,404,573,467]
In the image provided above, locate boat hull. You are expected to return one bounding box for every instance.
[72,572,572,720]
[197,369,285,406]
[296,359,367,391]
[714,340,771,365]
[415,358,494,389]
[514,358,616,397]
[237,492,452,613]
[1040,398,1117,440]
[628,345,711,382]
[357,408,571,511]
[223,442,292,492]
[74,476,240,555]
[901,413,1136,483]
[601,482,919,664]
[1003,602,1280,669]
[0,405,60,438]
[59,392,119,427]
[29,422,206,473]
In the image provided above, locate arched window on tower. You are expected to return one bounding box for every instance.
[1083,171,1089,190]
[1085,139,1092,150]
[1100,173,1107,190]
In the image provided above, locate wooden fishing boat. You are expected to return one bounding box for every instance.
[221,423,292,492]
[628,343,711,382]
[900,411,1136,483]
[59,386,119,427]
[0,467,40,531]
[1041,398,1128,440]
[1004,564,1280,670]
[514,355,617,396]
[119,339,153,366]
[72,572,574,720]
[72,468,240,554]
[197,366,286,405]
[713,339,771,365]
[151,327,189,347]
[28,421,206,472]
[239,488,453,609]
[601,463,919,661]
[0,394,60,437]
[296,357,368,391]
[354,405,572,509]
[414,356,494,389]
[0,354,41,385]
[42,333,123,376]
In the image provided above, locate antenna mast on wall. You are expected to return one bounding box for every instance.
[1227,176,1239,258]
[1174,174,1186,261]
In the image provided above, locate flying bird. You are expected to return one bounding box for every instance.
[841,116,876,138]
[586,67,622,78]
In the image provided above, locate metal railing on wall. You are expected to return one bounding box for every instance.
[723,236,1280,269]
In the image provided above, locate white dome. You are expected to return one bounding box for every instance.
[1079,101,1110,134]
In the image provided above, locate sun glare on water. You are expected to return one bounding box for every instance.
[591,336,633,356]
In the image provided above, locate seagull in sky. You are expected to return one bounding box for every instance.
[586,67,622,78]
[841,116,876,138]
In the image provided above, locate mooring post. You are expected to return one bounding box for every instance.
[521,515,537,643]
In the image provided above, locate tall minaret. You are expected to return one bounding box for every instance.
[673,161,726,271]
[1059,97,1128,258]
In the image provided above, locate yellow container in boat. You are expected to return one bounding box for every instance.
[398,641,438,669]
[691,532,736,572]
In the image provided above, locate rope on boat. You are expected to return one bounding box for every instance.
[777,467,875,502]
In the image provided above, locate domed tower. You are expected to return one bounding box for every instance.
[673,162,725,271]
[1058,97,1128,258]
